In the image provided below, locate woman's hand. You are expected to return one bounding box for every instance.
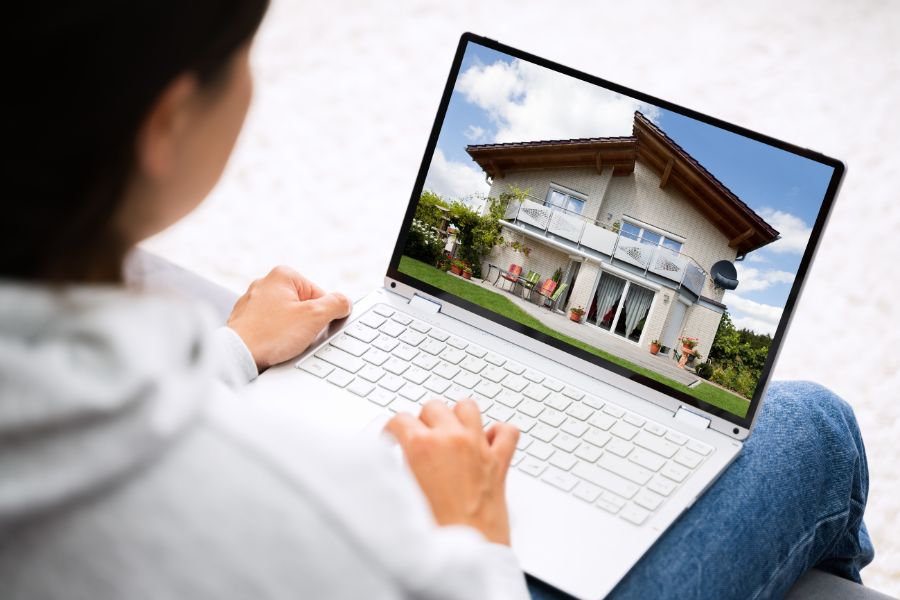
[386,399,519,546]
[227,266,352,371]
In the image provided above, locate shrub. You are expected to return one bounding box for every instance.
[403,218,443,265]
[694,361,714,380]
[710,363,757,399]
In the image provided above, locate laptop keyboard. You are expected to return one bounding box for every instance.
[296,304,715,527]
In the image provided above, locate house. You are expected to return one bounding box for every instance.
[466,112,779,360]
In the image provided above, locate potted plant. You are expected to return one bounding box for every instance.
[649,339,661,355]
[450,259,463,276]
[677,337,698,369]
[462,266,472,280]
[569,306,585,323]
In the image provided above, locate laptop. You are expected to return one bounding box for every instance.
[247,33,845,599]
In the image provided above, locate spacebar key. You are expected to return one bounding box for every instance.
[572,462,639,499]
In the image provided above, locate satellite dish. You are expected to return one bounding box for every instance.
[710,260,739,290]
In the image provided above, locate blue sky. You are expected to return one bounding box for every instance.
[423,42,835,335]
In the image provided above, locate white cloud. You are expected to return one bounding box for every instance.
[744,253,769,264]
[423,148,491,202]
[723,292,783,336]
[463,124,486,142]
[757,208,812,254]
[456,58,660,143]
[734,263,794,292]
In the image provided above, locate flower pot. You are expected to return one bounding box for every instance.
[649,343,660,355]
[462,271,471,280]
[569,312,583,323]
[450,265,462,275]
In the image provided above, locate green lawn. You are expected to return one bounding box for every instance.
[399,256,750,418]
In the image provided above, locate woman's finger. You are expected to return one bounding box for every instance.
[486,422,519,470]
[419,399,456,429]
[452,398,483,431]
[384,412,427,447]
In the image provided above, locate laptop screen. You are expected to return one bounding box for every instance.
[388,34,843,429]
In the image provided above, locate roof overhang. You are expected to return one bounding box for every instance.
[466,138,636,180]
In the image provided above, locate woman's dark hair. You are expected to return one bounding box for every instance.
[5,1,269,283]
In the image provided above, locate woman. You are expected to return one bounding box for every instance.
[1,2,874,599]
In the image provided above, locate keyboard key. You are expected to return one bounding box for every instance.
[648,476,677,497]
[511,450,526,466]
[605,438,633,458]
[393,344,418,361]
[419,338,446,356]
[484,352,506,366]
[634,490,664,511]
[326,369,354,387]
[523,384,550,402]
[298,357,333,378]
[383,357,409,375]
[453,371,480,389]
[409,320,431,334]
[523,369,545,383]
[596,496,624,515]
[503,361,525,375]
[598,453,652,485]
[573,482,602,503]
[379,320,406,338]
[438,347,466,365]
[357,365,385,383]
[542,466,578,490]
[530,423,558,443]
[518,399,544,418]
[566,403,594,421]
[359,312,387,329]
[526,440,555,461]
[432,361,460,380]
[389,397,421,414]
[446,336,468,350]
[390,312,412,325]
[516,433,533,450]
[372,334,400,353]
[620,504,650,525]
[518,456,547,477]
[602,403,625,418]
[399,330,426,347]
[362,348,390,366]
[471,394,494,413]
[560,418,589,437]
[543,378,564,392]
[601,491,627,509]
[403,366,429,385]
[628,448,666,472]
[538,407,565,428]
[551,432,580,454]
[583,394,604,409]
[315,346,365,373]
[686,440,713,456]
[500,375,528,392]
[444,384,472,402]
[574,442,602,463]
[398,384,426,402]
[562,387,584,400]
[634,431,679,459]
[508,413,536,433]
[345,323,379,343]
[660,463,690,483]
[424,375,451,395]
[572,462,639,499]
[481,365,508,383]
[372,305,394,317]
[368,388,394,406]
[588,412,615,431]
[465,345,487,358]
[665,431,688,446]
[427,328,450,341]
[545,394,572,412]
[583,427,612,448]
[486,404,514,422]
[459,356,487,374]
[412,353,439,370]
[610,421,640,441]
[644,422,667,436]
[347,379,374,397]
[623,413,646,427]
[378,374,406,392]
[674,449,703,469]
[495,389,523,408]
[474,380,501,398]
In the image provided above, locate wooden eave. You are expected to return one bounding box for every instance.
[466,138,636,179]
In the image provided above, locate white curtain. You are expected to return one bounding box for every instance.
[623,284,654,339]
[594,274,624,326]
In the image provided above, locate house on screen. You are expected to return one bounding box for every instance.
[467,112,779,360]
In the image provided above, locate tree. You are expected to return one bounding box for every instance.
[415,190,449,229]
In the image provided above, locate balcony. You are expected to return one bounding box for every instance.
[502,198,707,297]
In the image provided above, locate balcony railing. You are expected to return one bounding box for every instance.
[502,198,708,296]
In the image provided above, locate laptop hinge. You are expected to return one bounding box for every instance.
[674,406,711,430]
[408,294,442,314]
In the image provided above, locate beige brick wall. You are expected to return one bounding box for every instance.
[681,304,724,360]
[567,260,601,314]
[483,226,572,289]
[488,167,613,223]
[641,289,670,347]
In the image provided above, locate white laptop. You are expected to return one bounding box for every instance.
[247,33,845,599]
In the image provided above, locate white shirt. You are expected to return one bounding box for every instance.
[0,282,529,600]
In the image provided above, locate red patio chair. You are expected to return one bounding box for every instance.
[493,263,523,291]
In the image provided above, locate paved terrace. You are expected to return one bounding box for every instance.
[466,274,701,387]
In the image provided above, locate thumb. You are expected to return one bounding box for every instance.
[299,291,352,327]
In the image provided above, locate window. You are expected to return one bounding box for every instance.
[546,188,585,215]
[620,219,683,253]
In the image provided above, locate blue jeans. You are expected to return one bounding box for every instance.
[528,381,874,600]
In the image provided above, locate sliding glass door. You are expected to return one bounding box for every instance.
[589,272,655,343]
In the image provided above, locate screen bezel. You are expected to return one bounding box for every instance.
[385,32,845,430]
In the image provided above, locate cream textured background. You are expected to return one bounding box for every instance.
[143,0,900,593]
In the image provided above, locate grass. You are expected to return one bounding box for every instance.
[399,256,750,418]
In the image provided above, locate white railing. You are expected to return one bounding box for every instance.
[502,199,707,296]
